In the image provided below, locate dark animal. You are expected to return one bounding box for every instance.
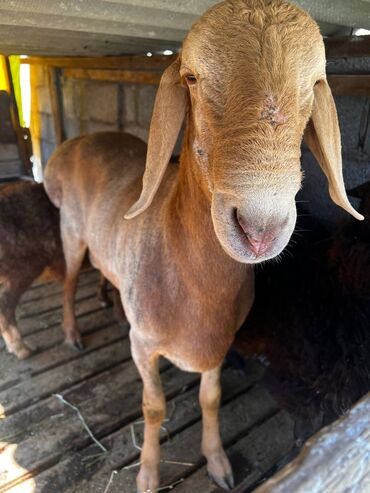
[0,181,65,359]
[236,198,370,442]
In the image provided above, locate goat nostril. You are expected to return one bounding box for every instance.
[236,210,248,234]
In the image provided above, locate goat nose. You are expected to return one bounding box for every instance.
[236,211,277,256]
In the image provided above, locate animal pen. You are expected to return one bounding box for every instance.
[0,1,370,493]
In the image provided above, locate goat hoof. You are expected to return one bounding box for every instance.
[208,472,234,491]
[206,450,234,491]
[65,339,84,352]
[136,463,159,493]
[10,341,33,360]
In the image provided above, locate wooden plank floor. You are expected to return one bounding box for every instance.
[0,270,295,493]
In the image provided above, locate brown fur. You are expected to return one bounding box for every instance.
[0,181,65,359]
[44,1,361,491]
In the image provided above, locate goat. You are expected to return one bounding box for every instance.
[43,1,362,490]
[0,181,65,359]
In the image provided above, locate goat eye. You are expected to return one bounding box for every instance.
[185,74,197,86]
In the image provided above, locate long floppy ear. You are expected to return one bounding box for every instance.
[304,79,364,221]
[125,57,187,219]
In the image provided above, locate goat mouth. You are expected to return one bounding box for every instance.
[219,208,287,263]
[211,194,295,264]
[231,209,269,255]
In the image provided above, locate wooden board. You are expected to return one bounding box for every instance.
[325,35,370,59]
[327,74,370,96]
[254,392,370,493]
[63,67,162,85]
[21,54,176,71]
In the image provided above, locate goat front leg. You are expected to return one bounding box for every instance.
[61,226,86,351]
[200,366,234,490]
[131,335,165,493]
[0,284,32,359]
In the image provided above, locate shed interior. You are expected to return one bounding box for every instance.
[0,1,369,493]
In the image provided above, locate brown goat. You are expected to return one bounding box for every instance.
[44,1,362,491]
[0,181,65,359]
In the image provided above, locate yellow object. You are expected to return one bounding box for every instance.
[0,55,24,125]
[0,56,9,90]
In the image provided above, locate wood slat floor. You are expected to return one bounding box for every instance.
[0,270,295,493]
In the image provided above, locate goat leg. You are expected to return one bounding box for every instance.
[61,224,86,351]
[0,285,32,359]
[131,334,165,493]
[200,365,234,490]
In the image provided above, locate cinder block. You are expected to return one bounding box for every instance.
[334,95,369,156]
[83,119,118,135]
[36,85,52,114]
[81,81,118,124]
[62,77,83,120]
[123,84,138,123]
[137,85,156,127]
[64,117,81,139]
[41,139,57,164]
[124,123,149,143]
[40,113,55,144]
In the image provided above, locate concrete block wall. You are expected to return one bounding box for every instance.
[34,70,157,165]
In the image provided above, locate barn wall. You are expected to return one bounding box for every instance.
[31,65,157,166]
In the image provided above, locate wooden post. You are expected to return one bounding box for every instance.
[47,67,66,145]
[325,35,370,59]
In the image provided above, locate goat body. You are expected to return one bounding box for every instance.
[0,181,65,358]
[45,132,253,368]
[44,1,361,491]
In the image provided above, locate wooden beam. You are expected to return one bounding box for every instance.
[325,35,370,59]
[253,393,370,493]
[47,67,66,145]
[21,54,176,71]
[19,36,370,69]
[63,68,162,85]
[327,74,370,96]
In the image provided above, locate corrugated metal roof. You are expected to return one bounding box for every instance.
[0,0,369,56]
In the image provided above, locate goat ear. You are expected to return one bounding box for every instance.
[125,57,187,219]
[303,79,364,221]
